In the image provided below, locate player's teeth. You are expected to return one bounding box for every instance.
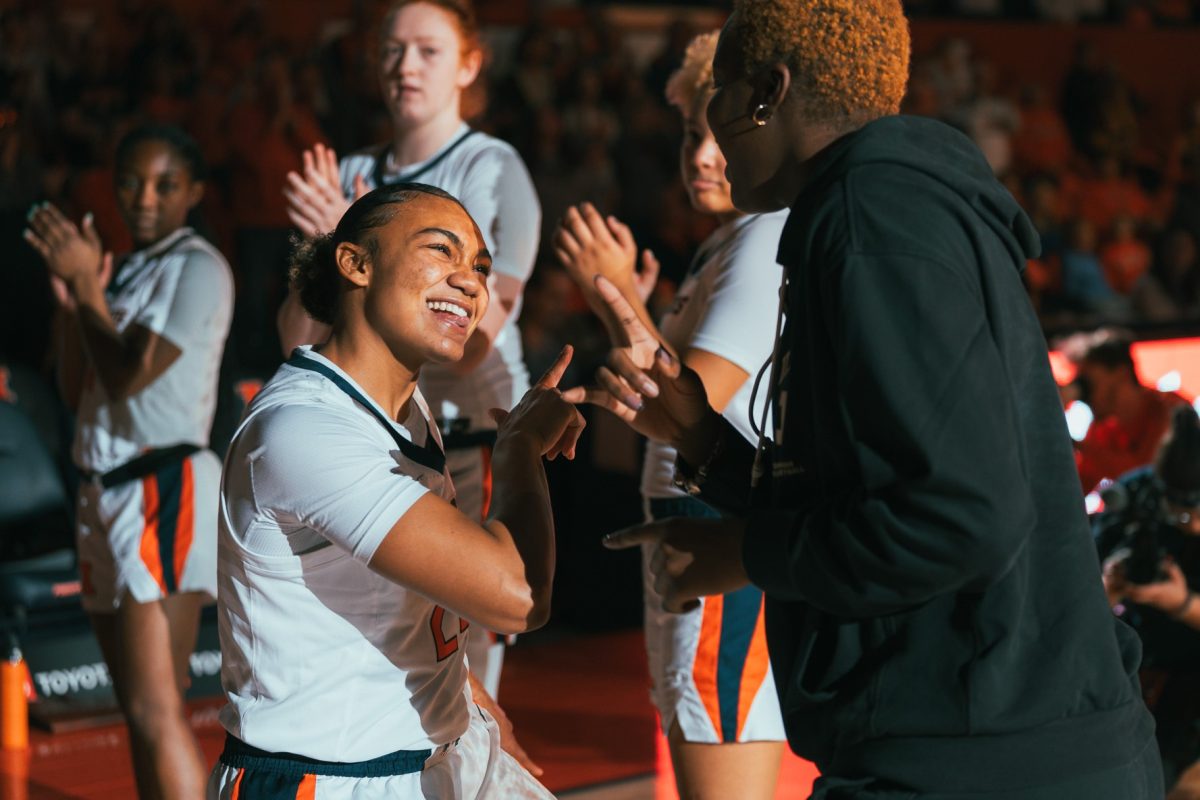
[427,301,467,317]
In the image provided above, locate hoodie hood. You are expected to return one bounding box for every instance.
[796,115,1041,267]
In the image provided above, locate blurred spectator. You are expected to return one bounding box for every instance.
[1061,217,1125,316]
[926,37,976,112]
[943,59,1019,176]
[1060,40,1114,159]
[1092,79,1142,163]
[1101,215,1154,294]
[1013,83,1073,175]
[1133,227,1200,321]
[1070,328,1189,492]
[1027,173,1067,256]
[1074,155,1154,233]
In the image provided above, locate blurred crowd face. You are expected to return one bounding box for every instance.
[377,2,481,131]
[679,95,737,220]
[115,140,203,248]
[358,195,490,366]
[1076,361,1128,420]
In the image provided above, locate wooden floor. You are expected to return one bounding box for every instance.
[0,628,818,799]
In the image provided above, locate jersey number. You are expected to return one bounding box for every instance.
[430,606,470,661]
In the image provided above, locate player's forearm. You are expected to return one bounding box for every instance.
[589,280,672,358]
[485,433,555,630]
[71,277,152,401]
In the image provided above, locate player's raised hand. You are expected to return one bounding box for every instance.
[562,275,711,447]
[553,203,637,291]
[603,516,750,613]
[499,345,586,461]
[284,144,352,237]
[24,204,105,289]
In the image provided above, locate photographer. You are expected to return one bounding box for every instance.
[1097,405,1200,795]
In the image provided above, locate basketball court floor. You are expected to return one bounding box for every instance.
[1,628,818,799]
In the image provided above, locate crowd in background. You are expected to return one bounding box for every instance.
[2,0,1200,377]
[2,0,1200,624]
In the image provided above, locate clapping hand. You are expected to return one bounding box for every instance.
[554,202,659,304]
[283,143,368,237]
[24,204,112,309]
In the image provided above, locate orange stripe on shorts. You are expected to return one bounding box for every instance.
[229,767,244,800]
[736,596,772,740]
[295,773,317,799]
[173,458,195,586]
[692,595,725,742]
[139,474,166,594]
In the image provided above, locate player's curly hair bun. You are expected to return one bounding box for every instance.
[732,0,910,124]
[289,232,340,326]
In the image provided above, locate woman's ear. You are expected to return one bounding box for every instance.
[753,62,792,117]
[457,47,483,90]
[335,242,371,288]
[187,180,205,210]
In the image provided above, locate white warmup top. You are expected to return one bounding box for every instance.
[216,347,472,760]
[73,227,234,473]
[641,212,788,499]
[340,124,541,431]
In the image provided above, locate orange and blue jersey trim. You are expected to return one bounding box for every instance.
[220,734,430,796]
[139,456,195,595]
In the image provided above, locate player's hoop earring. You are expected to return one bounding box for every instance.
[752,103,772,126]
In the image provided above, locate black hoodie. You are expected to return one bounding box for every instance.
[695,116,1156,793]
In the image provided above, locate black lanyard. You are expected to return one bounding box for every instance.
[286,353,446,474]
[371,129,478,190]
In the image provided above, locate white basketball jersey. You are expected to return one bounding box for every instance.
[73,227,233,473]
[216,347,471,761]
[340,124,540,429]
[641,212,787,499]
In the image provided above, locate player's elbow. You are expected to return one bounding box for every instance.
[488,578,551,634]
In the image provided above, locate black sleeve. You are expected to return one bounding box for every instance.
[741,251,1038,618]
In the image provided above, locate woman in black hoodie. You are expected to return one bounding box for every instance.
[567,1,1164,798]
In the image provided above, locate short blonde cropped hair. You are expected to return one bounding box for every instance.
[731,0,910,124]
[665,30,720,113]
